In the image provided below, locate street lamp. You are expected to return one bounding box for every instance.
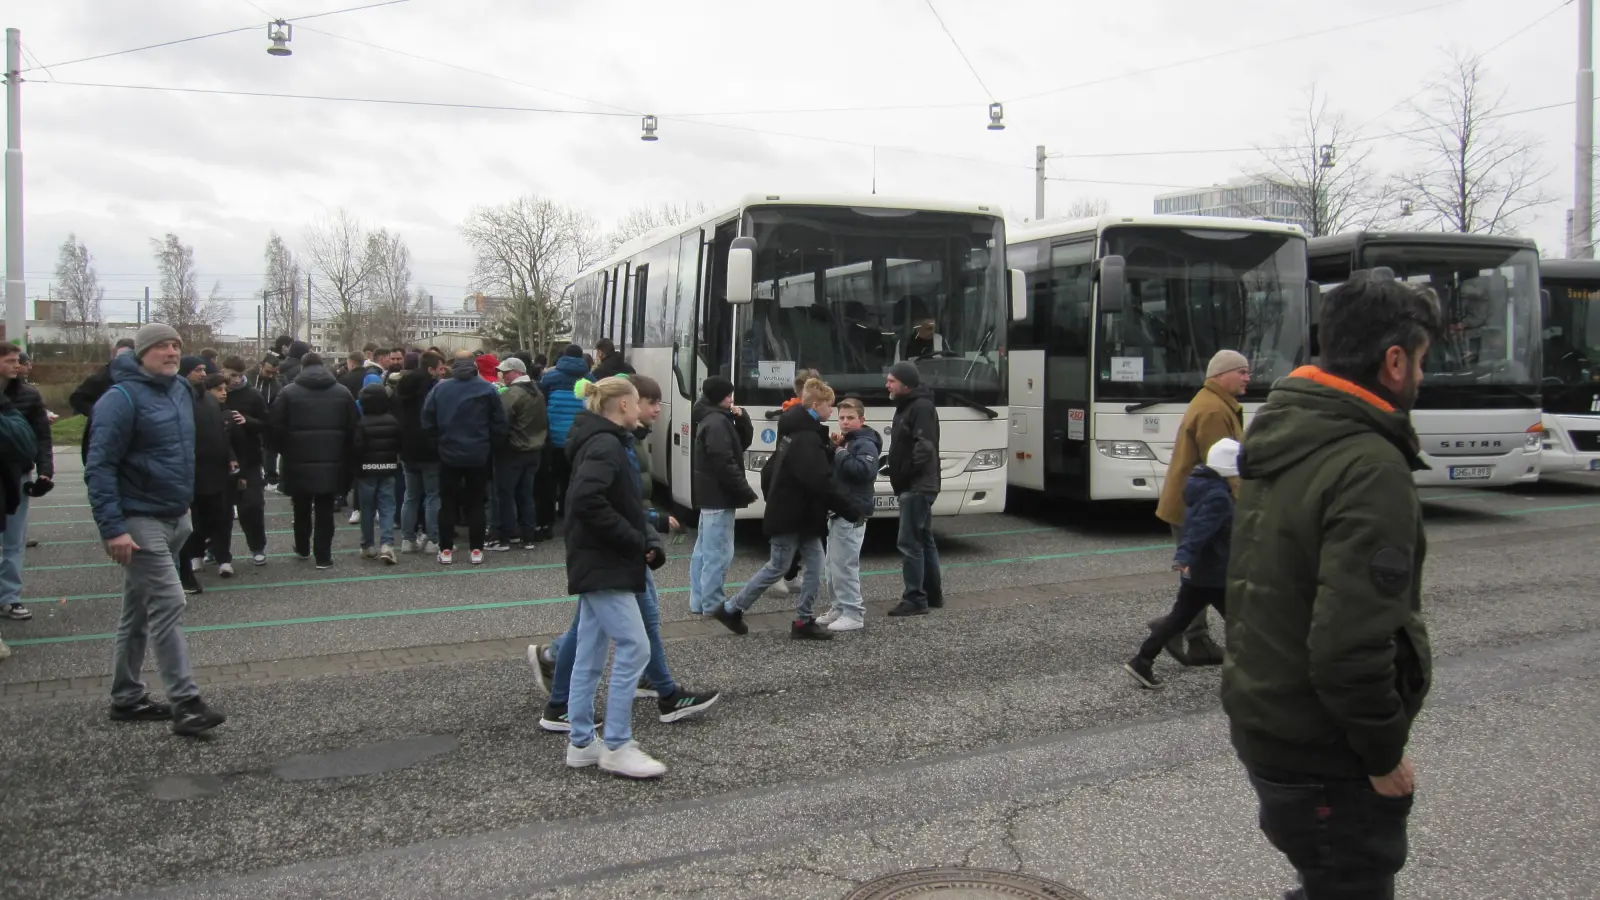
[267,20,293,57]
[987,102,1006,131]
[1318,144,1336,169]
[640,115,659,142]
[1400,198,1415,217]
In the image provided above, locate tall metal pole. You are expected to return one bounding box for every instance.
[304,272,312,347]
[142,286,149,324]
[1575,0,1595,259]
[1035,145,1046,221]
[5,29,24,348]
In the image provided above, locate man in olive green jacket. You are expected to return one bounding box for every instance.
[1224,269,1439,900]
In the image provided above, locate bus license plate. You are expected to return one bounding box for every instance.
[873,495,899,510]
[1449,466,1493,481]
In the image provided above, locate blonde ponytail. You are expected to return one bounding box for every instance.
[577,375,637,414]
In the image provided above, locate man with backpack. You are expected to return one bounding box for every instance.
[0,343,52,622]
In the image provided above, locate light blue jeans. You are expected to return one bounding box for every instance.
[688,508,736,614]
[567,589,651,751]
[825,516,867,618]
[401,461,441,544]
[549,569,675,704]
[0,483,29,608]
[729,533,825,620]
[356,474,397,548]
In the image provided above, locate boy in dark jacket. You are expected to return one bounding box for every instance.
[354,384,402,564]
[816,398,881,632]
[713,379,861,641]
[1125,438,1239,689]
[686,377,755,614]
[178,374,239,594]
[221,357,271,566]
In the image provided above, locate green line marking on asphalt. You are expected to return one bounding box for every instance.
[30,510,297,527]
[5,542,1177,646]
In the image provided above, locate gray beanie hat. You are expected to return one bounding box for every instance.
[135,322,182,359]
[888,360,922,388]
[1206,349,1249,379]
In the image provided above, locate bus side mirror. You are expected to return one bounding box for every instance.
[1098,254,1127,314]
[726,236,756,305]
[1010,268,1027,321]
[1541,288,1551,321]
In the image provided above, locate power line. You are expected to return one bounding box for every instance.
[19,45,56,82]
[237,0,276,18]
[922,0,995,100]
[34,80,636,118]
[21,0,414,73]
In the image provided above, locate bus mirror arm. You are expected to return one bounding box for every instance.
[727,237,757,305]
[1541,289,1551,322]
[1098,255,1127,313]
[1010,268,1027,320]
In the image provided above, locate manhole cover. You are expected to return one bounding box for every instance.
[272,734,460,781]
[844,867,1092,900]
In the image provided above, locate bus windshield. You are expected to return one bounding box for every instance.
[1095,226,1307,401]
[1362,244,1541,392]
[737,205,1007,407]
[1542,276,1600,409]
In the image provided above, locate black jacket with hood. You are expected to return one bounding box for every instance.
[690,398,756,510]
[888,386,941,495]
[562,410,666,595]
[353,384,403,474]
[832,424,883,520]
[760,404,859,538]
[269,364,359,496]
[394,367,440,464]
[2,377,53,481]
[191,385,237,496]
[277,340,310,384]
[224,381,270,473]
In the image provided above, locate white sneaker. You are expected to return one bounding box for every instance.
[349,510,361,525]
[401,539,418,554]
[599,741,667,779]
[437,549,454,565]
[566,741,603,769]
[251,553,267,566]
[217,563,234,579]
[815,608,841,626]
[775,577,798,596]
[827,614,864,632]
[422,540,439,555]
[379,544,397,565]
[470,549,485,565]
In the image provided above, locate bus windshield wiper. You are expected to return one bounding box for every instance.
[1124,395,1191,413]
[939,390,999,419]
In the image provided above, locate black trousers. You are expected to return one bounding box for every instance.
[534,443,570,533]
[438,465,489,551]
[235,469,267,555]
[180,490,235,568]
[1139,582,1226,662]
[1247,764,1413,899]
[292,492,336,564]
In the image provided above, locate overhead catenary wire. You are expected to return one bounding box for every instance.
[922,0,996,100]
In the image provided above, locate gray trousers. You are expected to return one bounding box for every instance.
[1171,523,1211,641]
[110,515,200,706]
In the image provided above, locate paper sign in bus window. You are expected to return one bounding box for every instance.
[1109,357,1145,382]
[757,361,796,389]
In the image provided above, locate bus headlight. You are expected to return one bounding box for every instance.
[964,449,1006,471]
[745,451,772,471]
[1095,440,1156,460]
[1525,424,1543,452]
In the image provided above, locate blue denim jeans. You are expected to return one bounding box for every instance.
[551,570,675,704]
[0,483,29,608]
[493,454,540,543]
[401,461,441,544]
[897,491,942,609]
[729,533,825,620]
[688,508,736,614]
[825,516,867,618]
[566,589,651,750]
[356,473,397,548]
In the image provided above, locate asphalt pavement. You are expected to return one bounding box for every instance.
[2,452,1598,899]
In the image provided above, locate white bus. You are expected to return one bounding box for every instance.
[1536,259,1600,473]
[569,193,1017,519]
[1006,214,1309,501]
[1307,232,1544,487]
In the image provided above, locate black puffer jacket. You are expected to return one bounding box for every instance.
[394,368,439,464]
[690,398,756,510]
[563,411,666,595]
[354,384,402,474]
[278,341,309,384]
[888,386,941,495]
[224,383,270,472]
[4,378,53,480]
[269,365,359,496]
[760,404,859,538]
[590,353,636,380]
[192,386,236,496]
[70,360,117,465]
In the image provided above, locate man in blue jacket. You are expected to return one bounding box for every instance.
[534,344,590,542]
[86,323,226,736]
[422,351,508,565]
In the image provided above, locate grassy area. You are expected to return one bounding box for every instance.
[51,415,87,446]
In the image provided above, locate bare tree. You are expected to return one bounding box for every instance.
[1399,51,1555,235]
[150,233,228,346]
[363,228,417,347]
[1243,86,1394,236]
[1063,196,1110,219]
[303,209,377,352]
[53,234,104,357]
[261,232,302,341]
[607,201,710,251]
[461,195,606,353]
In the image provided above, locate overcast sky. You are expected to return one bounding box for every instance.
[3,0,1588,334]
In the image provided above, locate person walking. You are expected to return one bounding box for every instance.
[87,323,226,735]
[270,353,359,569]
[815,397,881,632]
[884,361,943,617]
[177,374,239,594]
[353,384,402,564]
[558,377,670,779]
[686,377,756,615]
[69,338,137,465]
[221,357,271,566]
[0,384,38,662]
[1153,349,1250,666]
[535,344,591,542]
[712,379,860,640]
[0,343,52,622]
[396,351,446,553]
[490,356,546,550]
[422,352,508,565]
[1223,270,1438,900]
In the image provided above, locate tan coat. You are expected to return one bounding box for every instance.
[1156,380,1243,525]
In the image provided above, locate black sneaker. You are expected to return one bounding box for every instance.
[486,540,510,552]
[927,597,944,609]
[711,604,748,635]
[538,701,571,733]
[1186,635,1225,667]
[887,602,929,617]
[109,695,172,722]
[657,688,721,723]
[526,644,554,696]
[1123,656,1163,690]
[170,697,226,736]
[533,527,554,543]
[180,574,203,595]
[0,603,32,620]
[634,676,658,700]
[791,618,834,641]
